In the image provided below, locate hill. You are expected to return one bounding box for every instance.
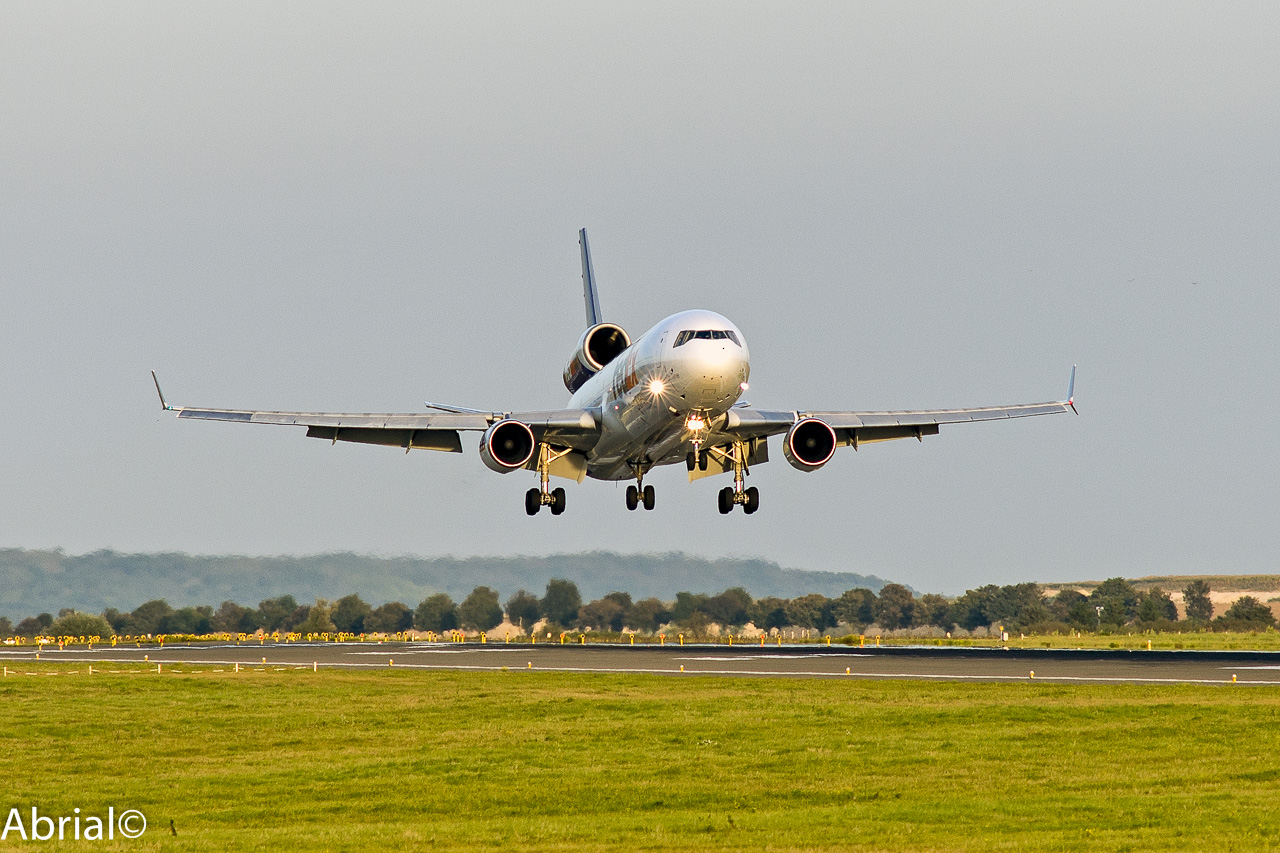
[0,548,892,619]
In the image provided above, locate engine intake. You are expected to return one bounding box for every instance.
[783,418,838,472]
[479,420,536,473]
[563,323,631,392]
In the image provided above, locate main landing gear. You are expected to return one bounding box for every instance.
[715,440,760,515]
[718,485,759,514]
[626,483,656,511]
[526,444,567,516]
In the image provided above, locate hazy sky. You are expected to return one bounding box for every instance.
[2,2,1277,594]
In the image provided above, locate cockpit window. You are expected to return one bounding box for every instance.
[674,329,742,347]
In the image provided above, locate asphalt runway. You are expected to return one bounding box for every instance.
[5,641,1280,685]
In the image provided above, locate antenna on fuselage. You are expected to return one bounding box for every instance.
[579,228,603,327]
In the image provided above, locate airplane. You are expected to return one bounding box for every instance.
[153,229,1076,516]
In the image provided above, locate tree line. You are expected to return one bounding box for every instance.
[1,576,1274,641]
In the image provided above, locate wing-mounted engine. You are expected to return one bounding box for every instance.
[783,418,838,472]
[479,420,537,473]
[562,323,631,392]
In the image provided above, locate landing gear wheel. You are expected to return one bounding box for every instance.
[744,486,760,514]
[642,484,656,510]
[625,484,639,511]
[698,450,709,471]
[718,486,734,515]
[550,487,566,515]
[525,488,541,516]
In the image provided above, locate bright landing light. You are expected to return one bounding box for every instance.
[686,414,706,432]
[648,379,665,395]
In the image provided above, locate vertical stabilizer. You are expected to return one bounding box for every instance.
[579,228,602,327]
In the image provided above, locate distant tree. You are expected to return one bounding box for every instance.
[1066,599,1099,631]
[785,594,834,630]
[16,617,43,636]
[752,597,790,630]
[458,587,503,631]
[1051,589,1088,623]
[161,606,212,635]
[365,601,413,633]
[330,594,373,633]
[505,590,540,629]
[677,610,712,638]
[211,601,260,633]
[295,599,337,634]
[834,589,875,627]
[671,592,709,624]
[703,588,752,626]
[129,599,174,635]
[280,603,311,632]
[914,594,953,630]
[602,591,634,627]
[36,613,54,629]
[1220,596,1275,627]
[541,579,582,626]
[578,598,625,632]
[257,595,299,632]
[101,608,130,633]
[949,586,998,631]
[0,617,11,637]
[415,593,458,633]
[1136,587,1178,623]
[50,612,114,638]
[1183,580,1213,621]
[874,584,915,630]
[627,597,671,633]
[1091,578,1139,626]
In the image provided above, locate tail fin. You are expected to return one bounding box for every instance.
[579,228,602,327]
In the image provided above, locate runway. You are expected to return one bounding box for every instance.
[5,641,1280,684]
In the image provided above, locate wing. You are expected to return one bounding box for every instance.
[152,374,600,454]
[720,367,1077,447]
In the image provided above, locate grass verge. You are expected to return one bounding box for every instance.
[2,666,1279,851]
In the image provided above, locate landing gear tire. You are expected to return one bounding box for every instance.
[525,488,541,516]
[744,486,760,514]
[718,486,734,515]
[550,487,566,515]
[642,484,656,511]
[698,450,709,471]
[625,484,639,511]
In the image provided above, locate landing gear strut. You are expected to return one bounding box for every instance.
[525,444,568,516]
[715,441,759,515]
[626,463,656,511]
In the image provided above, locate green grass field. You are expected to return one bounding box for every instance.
[3,666,1279,851]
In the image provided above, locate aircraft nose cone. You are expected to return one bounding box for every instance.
[672,341,749,407]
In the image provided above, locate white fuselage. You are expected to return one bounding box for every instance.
[568,309,750,480]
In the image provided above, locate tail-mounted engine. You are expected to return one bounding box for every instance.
[563,323,631,392]
[479,420,536,473]
[783,418,838,472]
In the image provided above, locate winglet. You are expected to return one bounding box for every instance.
[151,371,173,411]
[579,228,602,327]
[1066,364,1077,414]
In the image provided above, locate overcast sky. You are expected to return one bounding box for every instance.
[2,2,1277,594]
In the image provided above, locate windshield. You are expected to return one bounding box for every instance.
[674,329,741,347]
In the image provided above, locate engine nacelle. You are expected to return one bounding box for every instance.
[479,420,536,473]
[783,418,838,472]
[563,323,631,392]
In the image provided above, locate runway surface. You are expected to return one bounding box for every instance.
[5,641,1280,684]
